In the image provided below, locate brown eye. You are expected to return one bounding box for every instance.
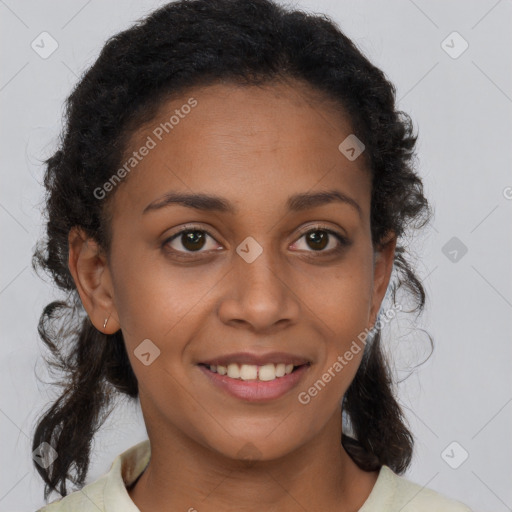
[291,227,350,255]
[180,230,207,251]
[163,227,220,254]
[305,230,329,251]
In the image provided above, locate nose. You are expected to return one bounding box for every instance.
[217,245,301,334]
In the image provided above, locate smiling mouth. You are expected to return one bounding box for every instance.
[198,362,310,382]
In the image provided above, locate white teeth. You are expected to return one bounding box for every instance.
[227,363,240,378]
[275,363,286,377]
[258,364,276,381]
[239,364,258,380]
[209,362,303,381]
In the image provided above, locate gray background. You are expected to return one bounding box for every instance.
[1,1,511,510]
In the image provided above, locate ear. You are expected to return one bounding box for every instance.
[68,226,120,334]
[369,231,396,327]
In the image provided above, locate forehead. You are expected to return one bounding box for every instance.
[109,80,371,222]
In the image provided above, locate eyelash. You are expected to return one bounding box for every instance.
[162,224,351,258]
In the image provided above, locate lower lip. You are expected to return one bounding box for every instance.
[198,364,310,402]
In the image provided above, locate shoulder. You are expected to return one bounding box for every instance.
[361,465,473,512]
[35,475,108,512]
[35,439,151,512]
[392,468,472,511]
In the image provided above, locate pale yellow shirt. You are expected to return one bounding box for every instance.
[36,439,472,511]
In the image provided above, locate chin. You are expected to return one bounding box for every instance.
[205,431,305,464]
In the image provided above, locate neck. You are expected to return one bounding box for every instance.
[128,410,379,512]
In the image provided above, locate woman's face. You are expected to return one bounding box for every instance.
[76,80,395,461]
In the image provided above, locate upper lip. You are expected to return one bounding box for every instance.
[199,352,311,367]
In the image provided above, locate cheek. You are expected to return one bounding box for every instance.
[294,249,374,405]
[110,244,207,342]
[305,249,375,339]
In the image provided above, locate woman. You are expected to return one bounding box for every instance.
[32,0,471,510]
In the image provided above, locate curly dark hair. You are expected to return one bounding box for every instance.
[31,0,431,500]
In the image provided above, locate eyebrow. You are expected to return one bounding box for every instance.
[142,189,362,218]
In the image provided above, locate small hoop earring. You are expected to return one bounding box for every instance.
[103,314,111,330]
